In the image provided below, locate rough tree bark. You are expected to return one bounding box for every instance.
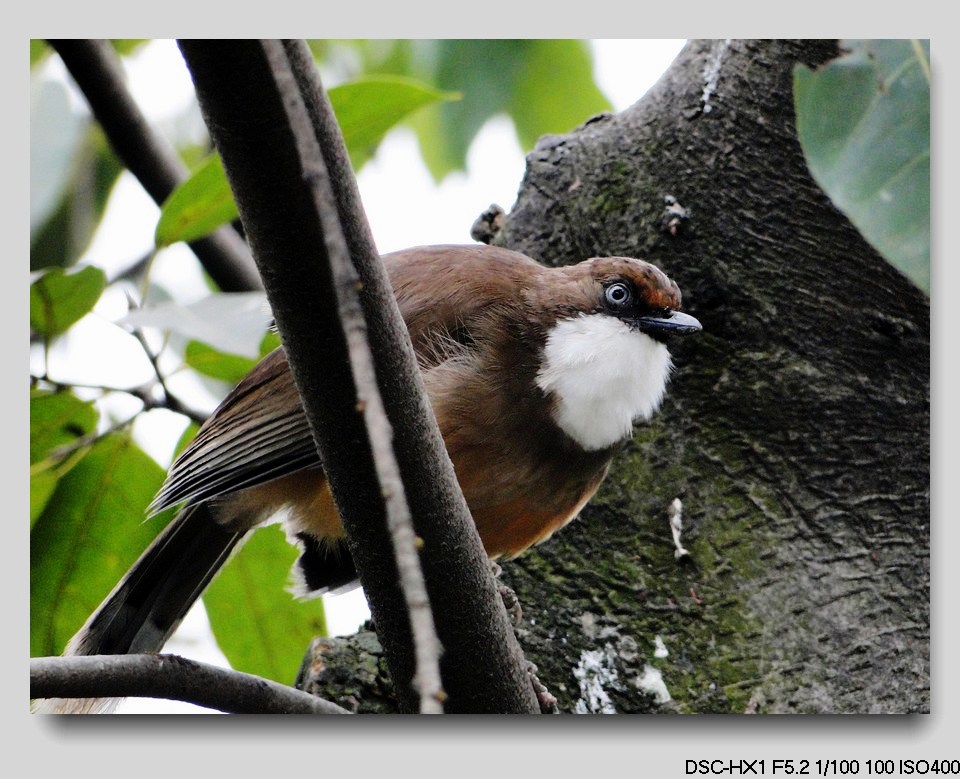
[494,38,930,714]
[301,39,929,714]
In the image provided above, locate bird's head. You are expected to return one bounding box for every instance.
[531,255,701,451]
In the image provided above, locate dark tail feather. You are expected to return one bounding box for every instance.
[293,531,359,595]
[69,502,244,656]
[33,503,244,713]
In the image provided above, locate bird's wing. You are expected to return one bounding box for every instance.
[151,245,546,513]
[149,347,318,513]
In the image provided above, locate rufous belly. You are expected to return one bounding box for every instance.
[240,461,604,563]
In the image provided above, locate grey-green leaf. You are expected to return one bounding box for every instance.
[794,39,929,294]
[407,40,611,181]
[119,291,271,359]
[30,77,87,232]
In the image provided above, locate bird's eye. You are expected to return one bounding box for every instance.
[604,282,632,308]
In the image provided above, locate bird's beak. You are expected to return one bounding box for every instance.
[632,310,702,337]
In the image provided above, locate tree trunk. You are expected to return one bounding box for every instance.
[491,38,929,714]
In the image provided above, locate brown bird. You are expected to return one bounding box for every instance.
[46,244,701,708]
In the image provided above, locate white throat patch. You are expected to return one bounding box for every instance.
[535,313,673,451]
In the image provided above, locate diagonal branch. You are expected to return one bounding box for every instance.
[48,39,262,293]
[281,39,540,715]
[178,39,538,713]
[264,41,445,714]
[278,40,438,714]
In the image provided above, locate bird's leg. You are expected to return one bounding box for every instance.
[489,561,523,626]
[525,661,559,714]
[488,561,557,713]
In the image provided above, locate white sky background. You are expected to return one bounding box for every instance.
[35,39,687,713]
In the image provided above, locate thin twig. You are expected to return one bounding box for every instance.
[31,654,351,715]
[30,370,207,427]
[125,325,208,425]
[31,373,153,401]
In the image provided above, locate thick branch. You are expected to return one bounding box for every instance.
[49,39,261,293]
[282,41,380,272]
[177,40,538,713]
[31,654,350,714]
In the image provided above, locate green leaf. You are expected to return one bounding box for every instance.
[30,471,60,529]
[184,340,258,386]
[30,389,100,524]
[30,266,107,337]
[154,153,238,248]
[327,75,460,169]
[510,40,612,150]
[29,389,98,465]
[259,329,282,358]
[794,39,929,294]
[411,40,527,179]
[30,40,49,68]
[155,75,455,247]
[110,40,148,56]
[30,434,168,657]
[203,525,328,684]
[173,421,201,460]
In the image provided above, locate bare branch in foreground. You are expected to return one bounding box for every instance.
[31,655,350,715]
[271,41,444,715]
[281,39,540,714]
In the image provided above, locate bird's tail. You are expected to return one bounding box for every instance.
[32,502,244,714]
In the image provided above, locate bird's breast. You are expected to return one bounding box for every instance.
[535,313,673,451]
